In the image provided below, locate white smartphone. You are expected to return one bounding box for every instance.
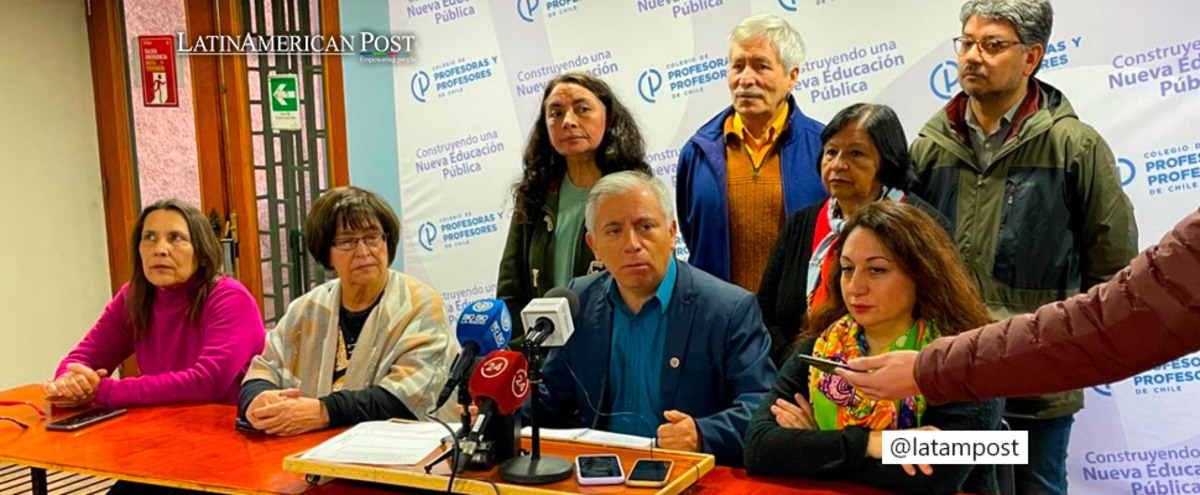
[575,454,625,486]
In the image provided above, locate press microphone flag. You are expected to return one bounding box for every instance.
[434,299,512,409]
[520,287,579,348]
[468,350,530,415]
[463,350,529,456]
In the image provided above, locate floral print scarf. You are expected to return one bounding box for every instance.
[808,315,939,431]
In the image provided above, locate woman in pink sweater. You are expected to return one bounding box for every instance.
[43,199,265,409]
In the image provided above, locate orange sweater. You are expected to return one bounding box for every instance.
[724,112,787,293]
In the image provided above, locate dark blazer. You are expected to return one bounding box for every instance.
[531,261,778,467]
[757,194,954,368]
[745,338,1002,495]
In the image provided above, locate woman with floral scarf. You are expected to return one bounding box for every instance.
[745,201,1002,495]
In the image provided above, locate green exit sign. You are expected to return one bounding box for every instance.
[268,74,300,130]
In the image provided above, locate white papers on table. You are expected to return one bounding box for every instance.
[521,426,653,449]
[301,420,458,465]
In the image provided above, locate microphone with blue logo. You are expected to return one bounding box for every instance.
[434,298,512,411]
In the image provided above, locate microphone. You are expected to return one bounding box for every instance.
[502,289,577,484]
[463,350,530,456]
[520,287,579,348]
[434,299,512,410]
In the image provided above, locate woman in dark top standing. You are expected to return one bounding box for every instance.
[745,201,1000,495]
[496,72,650,346]
[757,103,952,368]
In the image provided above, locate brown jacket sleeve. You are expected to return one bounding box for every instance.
[916,208,1200,404]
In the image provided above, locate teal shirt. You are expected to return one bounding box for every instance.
[602,258,677,438]
[553,176,589,288]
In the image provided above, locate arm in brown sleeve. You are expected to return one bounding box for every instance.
[916,209,1200,404]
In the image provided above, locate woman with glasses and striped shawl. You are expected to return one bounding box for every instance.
[238,186,458,436]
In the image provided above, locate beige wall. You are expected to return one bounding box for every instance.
[0,0,112,389]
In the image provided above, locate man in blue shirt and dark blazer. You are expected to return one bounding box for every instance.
[532,170,777,467]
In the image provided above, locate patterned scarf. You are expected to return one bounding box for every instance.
[808,315,938,431]
[244,270,460,422]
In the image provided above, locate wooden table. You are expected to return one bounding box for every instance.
[0,385,340,494]
[298,467,898,495]
[693,468,897,495]
[285,434,715,495]
[0,385,902,494]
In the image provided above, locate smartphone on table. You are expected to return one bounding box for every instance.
[626,458,673,488]
[574,454,625,485]
[45,407,126,431]
[235,416,259,432]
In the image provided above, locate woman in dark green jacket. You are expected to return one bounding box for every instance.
[497,72,649,346]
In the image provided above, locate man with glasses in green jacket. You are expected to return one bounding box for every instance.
[908,1,1137,493]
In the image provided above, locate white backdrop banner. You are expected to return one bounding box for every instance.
[385,2,1200,493]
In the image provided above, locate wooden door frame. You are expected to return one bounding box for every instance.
[184,1,232,223]
[88,0,351,307]
[189,0,263,308]
[86,0,138,295]
[321,0,351,188]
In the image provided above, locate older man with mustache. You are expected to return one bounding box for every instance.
[676,14,826,293]
[907,1,1137,493]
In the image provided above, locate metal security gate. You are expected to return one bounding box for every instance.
[244,0,332,325]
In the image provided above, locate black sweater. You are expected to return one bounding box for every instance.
[744,339,1001,495]
[756,195,954,368]
[238,379,415,428]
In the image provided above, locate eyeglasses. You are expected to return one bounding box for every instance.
[332,232,386,251]
[0,401,45,429]
[953,36,1023,57]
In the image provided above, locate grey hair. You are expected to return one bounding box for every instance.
[584,171,674,234]
[729,14,806,72]
[960,0,1053,48]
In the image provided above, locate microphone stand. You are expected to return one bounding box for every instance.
[425,365,521,475]
[499,333,573,484]
[424,380,474,474]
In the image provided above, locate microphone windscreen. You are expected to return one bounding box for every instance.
[543,287,580,316]
[468,350,530,415]
[456,299,512,354]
